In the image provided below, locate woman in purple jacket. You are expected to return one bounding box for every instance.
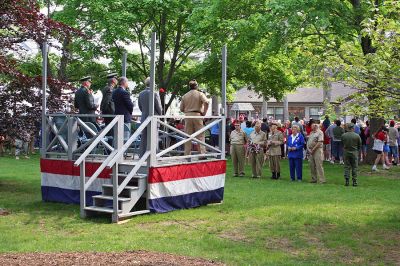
[287,125,305,181]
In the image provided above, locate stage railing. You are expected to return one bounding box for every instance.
[43,114,120,160]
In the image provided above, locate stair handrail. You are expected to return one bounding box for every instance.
[74,115,120,167]
[117,151,150,195]
[106,117,151,169]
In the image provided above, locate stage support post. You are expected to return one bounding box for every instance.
[148,32,157,167]
[122,51,127,77]
[283,95,289,123]
[220,44,227,160]
[41,42,48,159]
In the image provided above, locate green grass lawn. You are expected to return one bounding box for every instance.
[0,154,399,265]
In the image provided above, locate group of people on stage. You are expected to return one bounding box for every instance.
[227,116,400,187]
[74,74,209,157]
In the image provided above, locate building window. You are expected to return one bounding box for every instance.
[275,107,284,121]
[309,107,321,120]
[267,107,274,119]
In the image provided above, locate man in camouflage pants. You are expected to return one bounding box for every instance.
[341,123,362,186]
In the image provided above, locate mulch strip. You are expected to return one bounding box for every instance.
[0,251,224,266]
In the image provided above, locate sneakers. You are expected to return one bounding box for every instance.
[233,174,239,177]
[239,173,245,177]
[15,156,19,160]
[330,160,335,164]
[352,179,358,187]
[339,160,344,165]
[372,165,378,171]
[383,164,390,170]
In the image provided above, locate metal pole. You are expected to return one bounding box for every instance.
[41,42,48,158]
[122,51,127,77]
[220,44,227,160]
[148,32,157,166]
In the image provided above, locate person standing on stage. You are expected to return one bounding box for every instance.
[74,76,98,124]
[112,77,134,140]
[138,77,162,157]
[342,123,362,186]
[307,121,325,184]
[267,122,284,179]
[100,73,118,126]
[180,79,209,155]
[248,121,267,178]
[230,119,247,177]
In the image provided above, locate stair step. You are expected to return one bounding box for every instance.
[84,206,122,214]
[118,210,151,218]
[92,195,131,202]
[118,173,147,179]
[102,184,139,190]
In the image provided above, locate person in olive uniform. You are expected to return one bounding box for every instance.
[100,73,118,126]
[307,122,326,183]
[267,122,284,179]
[180,79,209,155]
[342,123,362,186]
[230,119,247,177]
[74,76,98,124]
[248,121,267,178]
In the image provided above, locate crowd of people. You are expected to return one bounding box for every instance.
[225,115,400,186]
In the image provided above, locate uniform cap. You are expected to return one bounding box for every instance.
[106,73,118,79]
[80,76,92,82]
[347,123,355,129]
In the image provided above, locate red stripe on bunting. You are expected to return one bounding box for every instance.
[148,160,226,184]
[40,159,111,179]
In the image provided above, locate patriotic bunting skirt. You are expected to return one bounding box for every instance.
[41,159,226,213]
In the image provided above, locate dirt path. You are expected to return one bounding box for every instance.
[0,251,224,266]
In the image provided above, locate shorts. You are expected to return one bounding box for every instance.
[362,144,367,153]
[373,150,382,155]
[389,146,398,157]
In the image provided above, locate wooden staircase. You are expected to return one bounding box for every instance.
[83,161,150,221]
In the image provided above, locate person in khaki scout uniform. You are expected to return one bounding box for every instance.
[342,123,362,187]
[230,120,247,177]
[248,121,266,178]
[180,80,209,156]
[267,123,284,179]
[307,122,326,184]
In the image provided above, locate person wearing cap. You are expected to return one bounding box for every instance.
[74,76,98,124]
[267,122,284,179]
[112,77,134,141]
[100,73,118,126]
[307,121,325,184]
[180,79,209,156]
[138,77,162,157]
[230,119,247,177]
[342,123,362,186]
[248,121,267,178]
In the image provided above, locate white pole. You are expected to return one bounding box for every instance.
[148,32,157,165]
[41,42,48,158]
[220,45,227,160]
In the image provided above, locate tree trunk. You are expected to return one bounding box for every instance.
[211,96,219,116]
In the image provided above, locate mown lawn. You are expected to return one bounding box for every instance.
[0,154,399,265]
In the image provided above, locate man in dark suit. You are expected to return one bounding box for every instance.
[74,76,97,124]
[138,77,162,156]
[112,77,133,140]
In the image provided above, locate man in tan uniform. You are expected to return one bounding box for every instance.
[230,120,247,177]
[307,122,325,183]
[267,123,284,179]
[180,79,209,155]
[248,121,267,178]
